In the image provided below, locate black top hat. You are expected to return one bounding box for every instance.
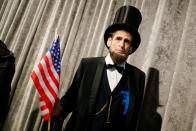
[104,5,142,54]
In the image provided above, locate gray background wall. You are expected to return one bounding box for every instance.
[0,0,196,131]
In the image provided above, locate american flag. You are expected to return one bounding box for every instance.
[31,36,60,121]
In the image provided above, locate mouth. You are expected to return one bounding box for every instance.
[116,49,126,54]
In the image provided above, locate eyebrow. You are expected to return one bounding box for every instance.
[116,36,122,39]
[115,36,131,42]
[124,39,130,42]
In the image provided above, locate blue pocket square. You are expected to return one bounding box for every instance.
[121,91,129,115]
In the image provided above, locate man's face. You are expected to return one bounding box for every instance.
[107,30,133,64]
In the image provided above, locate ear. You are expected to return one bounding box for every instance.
[106,37,112,47]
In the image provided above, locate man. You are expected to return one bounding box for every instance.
[0,40,15,129]
[52,5,145,131]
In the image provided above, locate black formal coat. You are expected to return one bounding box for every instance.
[0,41,15,124]
[60,57,145,131]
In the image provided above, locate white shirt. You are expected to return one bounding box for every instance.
[105,54,126,92]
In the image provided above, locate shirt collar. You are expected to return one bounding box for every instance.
[105,54,126,68]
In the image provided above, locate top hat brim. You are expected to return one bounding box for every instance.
[104,23,141,54]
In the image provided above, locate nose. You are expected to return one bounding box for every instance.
[119,40,125,48]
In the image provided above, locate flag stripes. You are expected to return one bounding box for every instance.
[31,36,60,121]
[44,54,59,87]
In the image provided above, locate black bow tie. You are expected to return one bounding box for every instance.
[106,64,124,73]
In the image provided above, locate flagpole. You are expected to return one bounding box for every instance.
[48,117,51,131]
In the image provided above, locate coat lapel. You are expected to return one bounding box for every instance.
[88,57,105,115]
[125,63,136,122]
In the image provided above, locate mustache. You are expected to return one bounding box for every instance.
[116,47,127,54]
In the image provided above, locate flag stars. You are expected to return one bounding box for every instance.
[49,37,61,74]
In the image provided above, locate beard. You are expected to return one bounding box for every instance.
[109,48,128,64]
